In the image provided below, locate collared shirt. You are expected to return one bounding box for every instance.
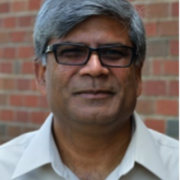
[0,112,179,180]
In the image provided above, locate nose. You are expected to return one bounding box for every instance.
[79,53,109,77]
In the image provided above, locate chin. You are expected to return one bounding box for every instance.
[69,109,121,125]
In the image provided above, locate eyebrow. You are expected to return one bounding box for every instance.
[57,41,127,47]
[98,42,126,46]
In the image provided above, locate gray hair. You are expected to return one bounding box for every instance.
[33,0,146,67]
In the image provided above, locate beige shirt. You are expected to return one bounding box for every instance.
[0,112,179,180]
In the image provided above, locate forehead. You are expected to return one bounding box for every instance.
[49,15,132,47]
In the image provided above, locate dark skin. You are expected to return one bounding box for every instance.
[35,16,142,180]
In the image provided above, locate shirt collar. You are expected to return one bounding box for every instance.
[11,112,169,180]
[11,114,54,179]
[106,112,168,180]
[133,112,169,180]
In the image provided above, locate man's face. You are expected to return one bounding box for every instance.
[36,16,142,126]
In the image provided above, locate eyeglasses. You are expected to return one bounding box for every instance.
[45,43,136,68]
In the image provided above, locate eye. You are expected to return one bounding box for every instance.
[55,45,88,58]
[100,48,129,60]
[58,48,85,57]
[105,49,123,56]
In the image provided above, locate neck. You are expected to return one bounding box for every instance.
[52,116,132,180]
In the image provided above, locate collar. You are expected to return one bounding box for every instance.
[11,114,55,179]
[133,112,169,180]
[11,112,168,180]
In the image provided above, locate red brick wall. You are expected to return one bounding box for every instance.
[133,0,179,137]
[0,0,179,144]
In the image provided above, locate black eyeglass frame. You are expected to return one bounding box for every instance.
[45,43,136,68]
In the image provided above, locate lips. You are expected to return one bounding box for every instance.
[73,90,115,99]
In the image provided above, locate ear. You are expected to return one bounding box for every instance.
[135,65,142,98]
[34,58,47,96]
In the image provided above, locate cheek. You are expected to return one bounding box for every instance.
[46,64,79,97]
[112,68,136,85]
[112,67,139,98]
[45,65,69,112]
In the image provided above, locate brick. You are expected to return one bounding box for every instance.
[0,110,1,123]
[10,95,24,106]
[163,60,179,75]
[17,46,34,59]
[145,119,165,134]
[17,15,34,27]
[15,111,30,122]
[147,39,168,57]
[157,20,179,37]
[146,3,169,18]
[142,60,150,76]
[10,31,26,43]
[170,40,179,56]
[3,17,17,28]
[167,80,179,96]
[0,32,9,43]
[28,0,41,10]
[166,120,179,139]
[16,79,31,91]
[21,62,34,74]
[0,94,8,105]
[136,98,155,114]
[156,99,178,116]
[143,80,166,96]
[0,62,13,73]
[0,2,10,13]
[1,110,14,121]
[30,79,38,91]
[24,31,33,43]
[12,1,27,12]
[38,96,48,108]
[31,112,48,124]
[2,47,16,59]
[0,79,2,89]
[145,22,157,37]
[24,95,39,107]
[171,2,179,17]
[152,60,163,76]
[2,79,16,90]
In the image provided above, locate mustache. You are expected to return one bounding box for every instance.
[71,84,116,94]
[70,77,118,94]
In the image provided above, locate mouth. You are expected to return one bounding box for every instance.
[73,90,115,99]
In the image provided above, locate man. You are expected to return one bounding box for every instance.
[0,0,178,180]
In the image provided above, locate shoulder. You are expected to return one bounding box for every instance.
[0,131,37,180]
[149,129,179,179]
[149,129,179,149]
